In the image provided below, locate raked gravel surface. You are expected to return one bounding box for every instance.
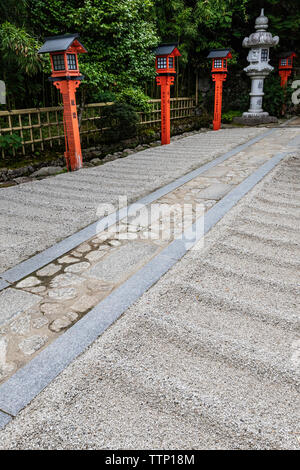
[0,153,299,450]
[0,128,264,273]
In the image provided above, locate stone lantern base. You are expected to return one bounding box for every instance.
[233,113,278,126]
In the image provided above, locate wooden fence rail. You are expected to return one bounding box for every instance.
[0,98,195,157]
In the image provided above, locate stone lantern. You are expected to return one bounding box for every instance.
[235,9,279,125]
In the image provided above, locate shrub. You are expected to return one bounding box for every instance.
[89,90,116,103]
[222,110,242,123]
[98,103,139,143]
[193,108,213,128]
[0,133,22,154]
[139,127,157,139]
[263,75,292,118]
[117,87,151,112]
[222,70,250,113]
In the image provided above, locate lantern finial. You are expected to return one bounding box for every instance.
[255,8,269,31]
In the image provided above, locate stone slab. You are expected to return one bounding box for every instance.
[31,166,62,177]
[0,279,10,292]
[202,167,229,178]
[0,410,11,429]
[87,241,158,282]
[197,183,233,200]
[247,155,268,165]
[287,134,300,148]
[0,288,41,326]
[233,115,278,126]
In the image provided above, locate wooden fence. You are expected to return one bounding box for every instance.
[0,97,195,156]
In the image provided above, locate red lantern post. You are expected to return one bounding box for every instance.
[207,49,232,131]
[155,44,181,145]
[38,34,87,171]
[278,52,297,88]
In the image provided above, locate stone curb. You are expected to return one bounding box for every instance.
[0,279,10,291]
[0,411,11,429]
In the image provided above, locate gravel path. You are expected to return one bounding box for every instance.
[0,153,298,450]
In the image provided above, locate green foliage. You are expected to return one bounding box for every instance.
[263,75,287,117]
[89,90,116,104]
[0,0,27,25]
[0,22,42,76]
[139,127,157,139]
[0,1,44,108]
[98,103,140,143]
[75,0,158,92]
[194,111,213,129]
[1,0,300,117]
[27,0,158,100]
[117,87,151,112]
[154,0,248,70]
[0,133,23,154]
[221,70,250,112]
[252,0,300,49]
[222,110,242,123]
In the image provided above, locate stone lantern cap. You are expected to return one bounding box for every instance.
[254,8,269,31]
[243,9,279,48]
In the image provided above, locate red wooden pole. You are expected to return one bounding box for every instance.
[53,80,83,171]
[212,73,227,131]
[279,70,291,88]
[156,75,175,145]
[278,70,291,115]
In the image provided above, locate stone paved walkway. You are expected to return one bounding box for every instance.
[0,124,299,448]
[0,150,299,449]
[0,125,299,386]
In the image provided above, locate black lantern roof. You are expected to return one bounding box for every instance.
[38,33,87,54]
[207,49,231,59]
[154,43,181,56]
[278,51,296,59]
